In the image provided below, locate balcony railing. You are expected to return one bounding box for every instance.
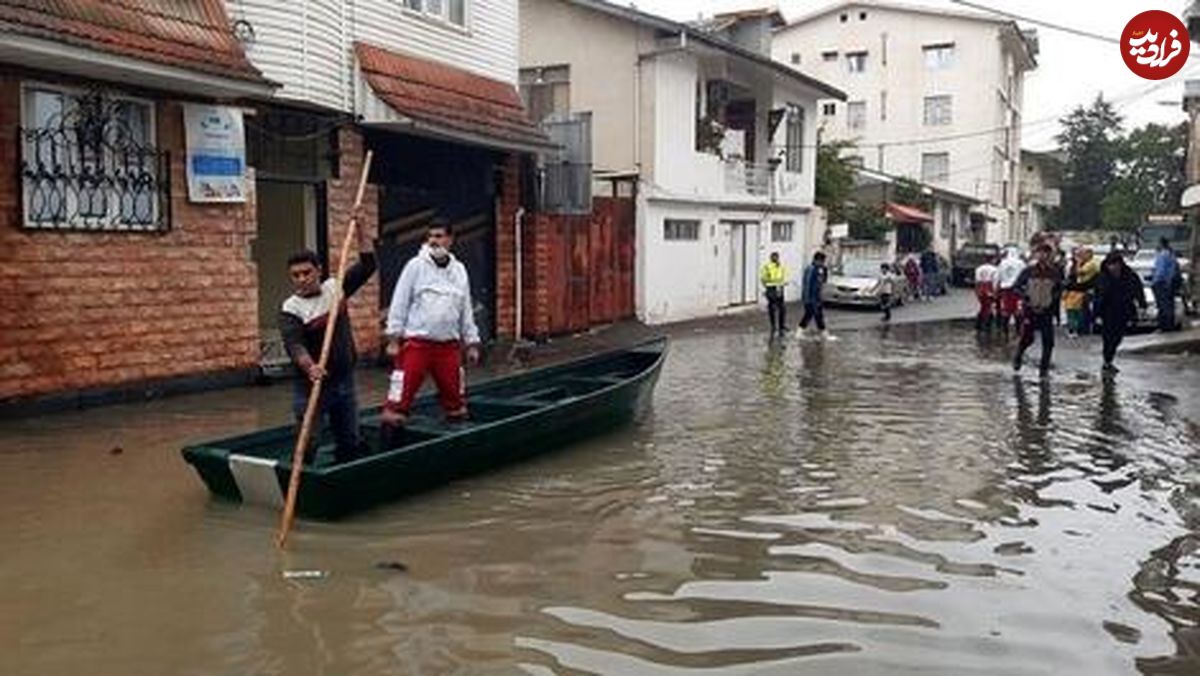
[723,160,772,197]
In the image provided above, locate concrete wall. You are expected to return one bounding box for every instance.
[519,0,652,175]
[774,5,1030,242]
[231,0,519,112]
[636,197,810,324]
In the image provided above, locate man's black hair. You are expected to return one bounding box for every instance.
[1161,237,1172,250]
[427,221,454,237]
[287,249,322,268]
[814,251,827,261]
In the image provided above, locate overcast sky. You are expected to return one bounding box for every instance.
[633,0,1193,150]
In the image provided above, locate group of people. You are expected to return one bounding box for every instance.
[760,247,951,339]
[972,236,1186,377]
[761,250,840,339]
[279,222,481,464]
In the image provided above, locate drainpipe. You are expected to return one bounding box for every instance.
[514,207,525,342]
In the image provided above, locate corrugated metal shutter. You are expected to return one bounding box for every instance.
[541,112,592,215]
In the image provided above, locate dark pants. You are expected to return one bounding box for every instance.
[292,370,360,462]
[1014,311,1055,372]
[880,293,893,322]
[1153,282,1176,331]
[1101,318,1128,366]
[799,302,826,331]
[765,287,786,334]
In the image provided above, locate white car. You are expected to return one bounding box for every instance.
[821,259,906,307]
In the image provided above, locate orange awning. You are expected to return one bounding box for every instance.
[886,202,934,223]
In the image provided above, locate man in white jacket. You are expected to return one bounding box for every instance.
[380,224,481,427]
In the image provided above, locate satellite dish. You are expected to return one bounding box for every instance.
[1182,184,1200,208]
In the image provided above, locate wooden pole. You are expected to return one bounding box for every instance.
[277,150,374,549]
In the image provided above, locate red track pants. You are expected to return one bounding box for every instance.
[383,339,466,419]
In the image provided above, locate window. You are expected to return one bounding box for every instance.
[519,65,570,123]
[923,43,955,70]
[847,101,866,130]
[822,102,837,116]
[772,221,794,242]
[541,112,592,214]
[790,52,801,65]
[880,90,887,121]
[20,85,167,231]
[923,95,952,126]
[785,104,804,173]
[403,0,467,27]
[840,13,848,22]
[822,50,838,62]
[859,11,868,20]
[664,219,700,241]
[846,51,867,73]
[921,152,949,183]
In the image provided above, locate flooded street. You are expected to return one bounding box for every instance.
[3,324,1199,675]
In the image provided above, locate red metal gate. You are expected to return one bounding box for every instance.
[541,197,635,335]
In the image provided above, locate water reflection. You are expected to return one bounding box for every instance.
[0,326,1196,675]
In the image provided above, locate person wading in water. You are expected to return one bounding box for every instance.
[1094,251,1147,374]
[1012,243,1063,377]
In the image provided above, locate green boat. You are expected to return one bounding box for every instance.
[182,338,667,519]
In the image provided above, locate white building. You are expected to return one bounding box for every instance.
[520,0,844,324]
[1018,149,1063,237]
[773,1,1038,247]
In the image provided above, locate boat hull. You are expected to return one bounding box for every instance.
[182,339,666,519]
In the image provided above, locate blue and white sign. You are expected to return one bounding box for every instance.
[183,104,246,203]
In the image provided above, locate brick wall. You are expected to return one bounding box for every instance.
[493,154,551,340]
[327,127,381,355]
[0,76,258,404]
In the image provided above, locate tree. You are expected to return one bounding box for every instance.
[1057,96,1123,229]
[846,202,889,241]
[815,139,858,224]
[1100,177,1151,232]
[1103,121,1187,230]
[891,177,933,212]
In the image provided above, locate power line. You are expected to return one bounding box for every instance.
[949,0,1200,61]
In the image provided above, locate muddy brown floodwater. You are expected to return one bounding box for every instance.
[2,324,1199,675]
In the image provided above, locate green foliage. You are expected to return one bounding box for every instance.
[891,177,933,213]
[1058,97,1186,231]
[1100,178,1152,232]
[1056,96,1123,229]
[846,202,889,241]
[815,139,858,224]
[1104,121,1187,230]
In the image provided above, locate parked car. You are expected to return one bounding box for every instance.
[951,243,1001,286]
[821,258,908,308]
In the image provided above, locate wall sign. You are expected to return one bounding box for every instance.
[183,104,246,202]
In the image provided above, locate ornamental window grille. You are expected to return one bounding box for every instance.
[20,86,170,232]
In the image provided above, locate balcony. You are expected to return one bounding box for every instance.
[724,160,772,196]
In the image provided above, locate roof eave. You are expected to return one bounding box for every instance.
[0,32,277,99]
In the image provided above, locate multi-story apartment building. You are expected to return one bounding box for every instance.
[773,1,1038,247]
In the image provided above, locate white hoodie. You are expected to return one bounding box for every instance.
[997,251,1026,290]
[386,245,480,344]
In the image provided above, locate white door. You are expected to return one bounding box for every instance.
[725,221,761,306]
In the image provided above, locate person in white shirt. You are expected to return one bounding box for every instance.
[996,250,1026,335]
[974,256,1000,331]
[380,223,481,429]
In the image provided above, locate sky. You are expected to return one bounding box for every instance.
[632,0,1194,150]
